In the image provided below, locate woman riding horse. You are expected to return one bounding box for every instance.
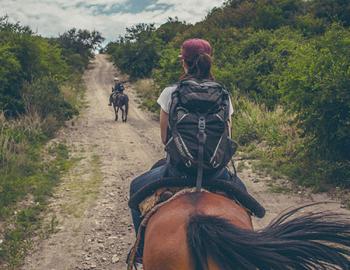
[129,38,246,262]
[128,39,350,269]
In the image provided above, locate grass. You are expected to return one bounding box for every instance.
[0,142,75,268]
[266,180,293,194]
[41,215,60,237]
[0,113,47,219]
[231,96,305,184]
[0,74,86,268]
[133,79,160,114]
[60,154,103,218]
[236,161,249,173]
[231,95,350,196]
[60,74,87,111]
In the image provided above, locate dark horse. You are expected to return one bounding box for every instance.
[141,192,350,270]
[112,93,129,122]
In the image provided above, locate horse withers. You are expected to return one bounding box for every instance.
[132,191,350,270]
[111,93,129,122]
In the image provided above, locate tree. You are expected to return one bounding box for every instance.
[56,28,104,70]
[310,0,350,26]
[0,33,68,116]
[0,15,32,35]
[155,17,188,43]
[108,23,162,79]
[280,25,350,161]
[0,19,97,117]
[125,23,156,42]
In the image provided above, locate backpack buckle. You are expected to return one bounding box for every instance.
[212,160,220,168]
[197,117,207,145]
[198,117,206,130]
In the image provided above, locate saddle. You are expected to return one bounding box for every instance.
[127,177,265,269]
[112,91,122,98]
[129,176,265,218]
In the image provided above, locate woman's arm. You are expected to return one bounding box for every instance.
[160,109,169,145]
[228,96,234,138]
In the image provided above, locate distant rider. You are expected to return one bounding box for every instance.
[108,77,125,106]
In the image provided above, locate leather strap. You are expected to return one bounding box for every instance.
[196,117,207,191]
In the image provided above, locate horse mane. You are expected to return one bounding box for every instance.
[187,203,350,270]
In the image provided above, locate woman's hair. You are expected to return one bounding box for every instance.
[180,39,214,80]
[183,53,213,80]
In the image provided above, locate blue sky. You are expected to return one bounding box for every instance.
[1,0,226,41]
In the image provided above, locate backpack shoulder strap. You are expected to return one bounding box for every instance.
[168,83,182,126]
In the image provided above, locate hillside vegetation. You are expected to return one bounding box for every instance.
[106,0,350,190]
[0,16,104,267]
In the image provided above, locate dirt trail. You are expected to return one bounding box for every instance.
[21,55,349,270]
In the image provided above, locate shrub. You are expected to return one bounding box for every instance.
[280,25,350,162]
[22,77,78,122]
[134,79,160,113]
[153,47,182,89]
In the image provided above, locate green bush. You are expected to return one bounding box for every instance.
[0,17,103,117]
[310,0,350,27]
[280,25,350,162]
[0,142,74,267]
[55,28,104,71]
[0,31,68,116]
[213,27,303,109]
[153,47,182,89]
[134,79,160,113]
[107,24,162,79]
[23,77,77,121]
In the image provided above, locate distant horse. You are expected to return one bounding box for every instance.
[139,192,350,270]
[112,93,129,122]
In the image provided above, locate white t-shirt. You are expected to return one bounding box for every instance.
[157,85,234,116]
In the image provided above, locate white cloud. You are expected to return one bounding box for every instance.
[0,0,226,41]
[156,0,225,20]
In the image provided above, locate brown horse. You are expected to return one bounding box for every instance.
[112,93,129,122]
[140,192,350,270]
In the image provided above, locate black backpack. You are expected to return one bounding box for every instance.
[114,83,124,92]
[166,79,237,188]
